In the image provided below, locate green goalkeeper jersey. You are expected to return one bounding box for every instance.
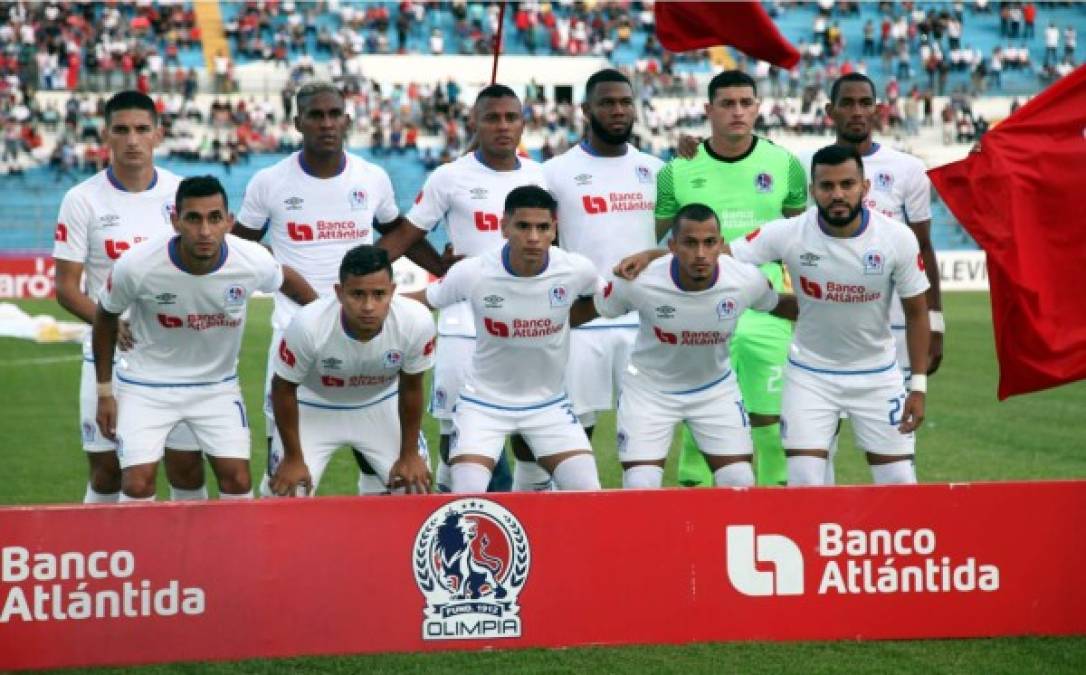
[655,137,808,293]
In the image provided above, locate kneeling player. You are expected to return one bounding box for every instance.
[408,185,603,492]
[597,204,796,488]
[264,245,435,497]
[92,176,317,501]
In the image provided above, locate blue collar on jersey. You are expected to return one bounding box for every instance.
[474,150,521,171]
[817,206,870,238]
[501,242,548,277]
[106,166,158,192]
[167,236,228,274]
[861,142,881,157]
[670,255,719,291]
[298,151,347,178]
[579,138,628,157]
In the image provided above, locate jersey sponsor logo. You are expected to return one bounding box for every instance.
[716,297,738,319]
[874,171,895,191]
[483,294,505,308]
[423,337,437,356]
[284,196,304,211]
[383,350,403,369]
[799,252,821,267]
[484,317,510,337]
[745,228,762,242]
[287,221,314,241]
[321,375,346,387]
[582,195,607,214]
[157,313,183,328]
[104,239,130,260]
[54,223,68,242]
[154,292,177,305]
[636,165,653,184]
[278,338,296,366]
[726,525,804,597]
[485,317,561,338]
[574,173,593,186]
[801,276,882,303]
[680,330,730,345]
[98,214,120,227]
[799,275,822,299]
[414,498,530,640]
[469,187,489,200]
[348,188,368,211]
[186,313,243,330]
[916,252,926,272]
[603,281,614,298]
[754,172,774,193]
[654,305,676,319]
[863,198,899,220]
[473,212,500,232]
[548,284,569,307]
[223,284,246,306]
[321,357,343,370]
[862,249,885,275]
[653,325,678,344]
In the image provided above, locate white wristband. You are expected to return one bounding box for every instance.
[910,374,928,393]
[929,310,945,333]
[96,382,113,397]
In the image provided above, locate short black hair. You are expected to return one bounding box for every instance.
[475,83,519,106]
[829,72,877,105]
[175,175,228,213]
[104,91,158,126]
[339,245,393,282]
[585,68,632,100]
[708,70,757,102]
[672,203,720,238]
[810,144,864,179]
[296,81,344,116]
[504,184,557,215]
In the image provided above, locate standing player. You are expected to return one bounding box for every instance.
[265,245,435,497]
[407,186,602,492]
[542,68,663,440]
[53,91,206,504]
[595,204,795,489]
[232,82,443,496]
[728,145,930,485]
[378,84,547,492]
[93,176,316,501]
[656,70,808,487]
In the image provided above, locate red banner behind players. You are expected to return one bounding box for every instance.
[1,482,1084,670]
[0,255,55,299]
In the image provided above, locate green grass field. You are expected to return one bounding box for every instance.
[3,293,1084,673]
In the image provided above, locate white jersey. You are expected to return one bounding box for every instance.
[406,151,546,337]
[236,151,399,331]
[595,254,777,393]
[544,142,662,327]
[52,167,182,356]
[730,207,929,373]
[99,234,283,385]
[425,245,600,407]
[274,295,436,407]
[801,143,931,328]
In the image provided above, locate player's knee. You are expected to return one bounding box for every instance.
[712,461,754,487]
[551,454,600,491]
[513,460,554,491]
[88,454,122,493]
[121,470,156,499]
[216,470,252,495]
[622,464,663,489]
[450,462,492,493]
[787,455,827,486]
[869,457,916,485]
[165,453,205,490]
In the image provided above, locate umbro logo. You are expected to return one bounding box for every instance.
[483,294,505,308]
[469,187,489,200]
[800,252,821,267]
[574,173,593,185]
[321,357,343,370]
[655,305,676,319]
[98,214,120,227]
[284,196,304,211]
[154,292,177,305]
[691,177,708,189]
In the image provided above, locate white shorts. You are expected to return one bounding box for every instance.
[430,334,475,427]
[616,368,753,463]
[115,379,251,469]
[450,394,590,463]
[566,325,636,417]
[267,391,427,491]
[781,361,914,455]
[891,326,912,383]
[262,328,284,430]
[81,359,198,453]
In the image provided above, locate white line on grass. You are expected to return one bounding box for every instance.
[0,354,82,367]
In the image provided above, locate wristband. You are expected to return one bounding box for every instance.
[96,382,113,397]
[928,310,945,333]
[910,374,927,394]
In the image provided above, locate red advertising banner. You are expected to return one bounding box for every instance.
[0,255,55,300]
[1,482,1083,670]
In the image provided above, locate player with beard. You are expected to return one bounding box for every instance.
[542,69,662,443]
[727,145,931,485]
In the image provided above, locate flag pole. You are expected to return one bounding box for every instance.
[490,1,507,84]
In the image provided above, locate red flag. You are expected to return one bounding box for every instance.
[928,65,1086,399]
[654,1,800,69]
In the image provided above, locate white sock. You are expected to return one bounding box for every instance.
[84,483,120,504]
[358,472,386,495]
[435,459,452,493]
[870,459,917,485]
[824,434,839,485]
[513,460,554,491]
[622,465,664,489]
[551,454,601,491]
[788,455,828,486]
[713,462,755,487]
[118,493,155,504]
[450,462,492,493]
[258,473,273,498]
[169,485,208,501]
[439,419,454,435]
[218,490,253,500]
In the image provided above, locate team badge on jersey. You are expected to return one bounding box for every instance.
[862,249,886,275]
[223,285,247,308]
[549,285,569,307]
[383,350,404,369]
[414,498,530,640]
[635,165,653,184]
[875,172,894,192]
[754,172,774,193]
[348,188,368,211]
[717,297,738,319]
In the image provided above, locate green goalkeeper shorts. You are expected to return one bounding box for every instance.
[731,311,792,416]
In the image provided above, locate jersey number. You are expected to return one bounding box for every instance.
[888,394,906,426]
